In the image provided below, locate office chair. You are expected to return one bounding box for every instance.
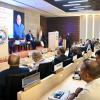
[38,62,54,79]
[4,74,25,100]
[3,70,36,100]
[63,58,73,67]
[77,53,83,58]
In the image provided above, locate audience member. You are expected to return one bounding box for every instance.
[0,54,29,85]
[31,50,44,71]
[96,38,99,44]
[91,40,95,52]
[68,59,100,100]
[69,46,82,58]
[0,54,29,98]
[41,35,48,48]
[26,30,36,49]
[53,47,68,65]
[95,49,100,65]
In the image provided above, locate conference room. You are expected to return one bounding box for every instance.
[0,0,100,100]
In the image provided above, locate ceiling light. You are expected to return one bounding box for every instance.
[63,3,81,7]
[54,0,64,1]
[68,0,88,4]
[69,9,78,11]
[74,5,91,8]
[69,8,85,11]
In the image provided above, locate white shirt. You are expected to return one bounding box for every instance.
[31,59,45,71]
[74,78,100,100]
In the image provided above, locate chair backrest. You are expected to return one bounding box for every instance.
[38,62,54,79]
[4,74,25,100]
[4,70,36,100]
[77,53,83,58]
[63,58,73,67]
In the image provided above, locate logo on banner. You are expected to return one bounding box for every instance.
[0,30,7,44]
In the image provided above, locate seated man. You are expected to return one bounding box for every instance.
[0,54,29,86]
[68,59,100,100]
[28,50,44,71]
[0,54,29,99]
[26,30,36,49]
[95,49,100,65]
[53,47,68,65]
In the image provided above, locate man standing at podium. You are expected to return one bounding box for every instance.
[66,33,72,57]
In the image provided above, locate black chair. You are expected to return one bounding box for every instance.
[63,58,73,67]
[77,53,83,58]
[38,62,54,79]
[4,74,25,100]
[3,70,36,100]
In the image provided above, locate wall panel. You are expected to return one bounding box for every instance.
[47,17,80,42]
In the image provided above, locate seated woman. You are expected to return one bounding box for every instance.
[53,47,68,65]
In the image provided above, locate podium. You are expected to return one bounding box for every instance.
[48,31,59,50]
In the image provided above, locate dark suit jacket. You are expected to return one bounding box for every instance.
[0,66,29,86]
[53,55,68,65]
[0,66,29,99]
[26,33,34,41]
[66,35,72,48]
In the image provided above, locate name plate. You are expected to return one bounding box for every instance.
[73,55,77,61]
[82,51,85,55]
[22,72,40,90]
[54,62,63,72]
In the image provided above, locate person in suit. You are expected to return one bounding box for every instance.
[95,49,100,65]
[0,54,29,99]
[66,33,72,57]
[26,30,36,49]
[59,36,63,47]
[53,47,68,65]
[41,35,48,48]
[0,54,29,86]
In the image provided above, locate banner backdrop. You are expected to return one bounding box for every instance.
[0,7,13,58]
[0,28,8,58]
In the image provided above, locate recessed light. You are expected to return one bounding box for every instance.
[74,5,91,8]
[69,9,78,11]
[68,0,88,4]
[63,3,81,7]
[54,0,64,1]
[69,8,85,11]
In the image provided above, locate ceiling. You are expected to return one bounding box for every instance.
[44,0,100,12]
[0,0,100,17]
[0,0,67,17]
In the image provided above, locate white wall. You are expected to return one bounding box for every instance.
[0,2,40,36]
[0,2,40,58]
[80,14,100,42]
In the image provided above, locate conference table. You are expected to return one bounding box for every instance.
[0,49,94,100]
[17,55,87,100]
[40,74,86,100]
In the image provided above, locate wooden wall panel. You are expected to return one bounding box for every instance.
[47,17,80,42]
[40,16,47,35]
[40,16,80,42]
